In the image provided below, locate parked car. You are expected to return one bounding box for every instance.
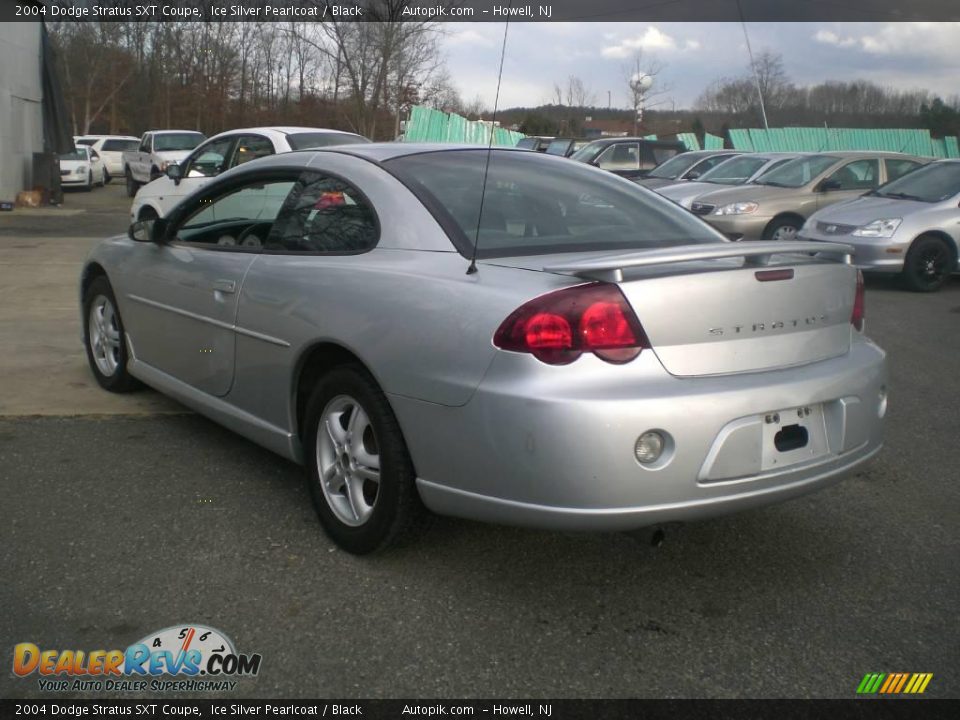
[571,137,686,180]
[635,150,744,190]
[85,136,140,183]
[58,145,106,190]
[799,159,960,292]
[81,144,886,554]
[656,153,802,208]
[516,136,554,152]
[689,151,929,241]
[543,138,590,157]
[123,130,207,197]
[130,126,370,221]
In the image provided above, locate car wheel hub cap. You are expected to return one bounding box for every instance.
[88,296,121,376]
[316,395,381,527]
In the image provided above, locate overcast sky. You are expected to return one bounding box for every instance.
[442,22,960,111]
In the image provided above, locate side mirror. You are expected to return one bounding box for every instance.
[818,178,842,192]
[128,218,166,244]
[685,170,701,180]
[165,163,183,185]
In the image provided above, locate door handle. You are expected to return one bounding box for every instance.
[212,279,236,293]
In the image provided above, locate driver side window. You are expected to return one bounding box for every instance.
[172,176,299,249]
[825,159,880,191]
[184,137,235,179]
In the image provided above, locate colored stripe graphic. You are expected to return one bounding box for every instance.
[857,672,932,694]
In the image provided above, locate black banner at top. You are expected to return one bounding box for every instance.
[5,0,960,23]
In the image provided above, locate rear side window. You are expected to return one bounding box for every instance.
[265,172,378,253]
[232,135,274,167]
[597,143,639,171]
[885,159,922,182]
[385,149,722,259]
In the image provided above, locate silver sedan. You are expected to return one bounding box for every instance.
[799,159,960,292]
[80,144,887,554]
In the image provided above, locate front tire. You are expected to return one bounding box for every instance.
[764,216,801,242]
[303,365,426,554]
[902,235,953,293]
[83,276,140,393]
[103,169,112,185]
[84,171,93,192]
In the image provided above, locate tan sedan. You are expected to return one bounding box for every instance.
[688,151,928,241]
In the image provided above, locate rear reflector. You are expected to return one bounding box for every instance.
[493,283,649,365]
[851,270,865,332]
[754,269,794,282]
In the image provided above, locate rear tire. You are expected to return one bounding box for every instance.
[125,169,138,198]
[902,235,953,292]
[103,169,112,185]
[303,365,427,554]
[83,276,140,393]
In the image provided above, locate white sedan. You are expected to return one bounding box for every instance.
[58,146,106,190]
[130,126,369,221]
[85,136,140,182]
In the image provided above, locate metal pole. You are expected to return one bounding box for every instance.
[737,0,769,131]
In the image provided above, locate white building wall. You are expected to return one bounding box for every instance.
[0,24,44,201]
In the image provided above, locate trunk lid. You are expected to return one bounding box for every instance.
[536,242,858,377]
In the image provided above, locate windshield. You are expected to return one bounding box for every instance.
[74,138,97,146]
[154,133,205,152]
[646,153,702,179]
[870,161,960,203]
[287,132,370,150]
[754,155,838,188]
[59,149,88,161]
[101,139,139,152]
[384,150,723,259]
[699,156,768,185]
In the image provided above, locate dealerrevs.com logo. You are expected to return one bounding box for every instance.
[12,624,262,692]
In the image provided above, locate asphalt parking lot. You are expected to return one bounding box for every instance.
[1,186,958,700]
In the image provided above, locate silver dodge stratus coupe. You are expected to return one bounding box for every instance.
[80,144,887,554]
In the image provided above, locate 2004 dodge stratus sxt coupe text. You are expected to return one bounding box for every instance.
[79,145,887,554]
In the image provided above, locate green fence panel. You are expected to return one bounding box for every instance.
[946,136,960,158]
[727,129,753,151]
[703,132,723,150]
[402,105,526,146]
[676,132,699,150]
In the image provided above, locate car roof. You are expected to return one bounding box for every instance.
[292,142,532,162]
[206,126,365,142]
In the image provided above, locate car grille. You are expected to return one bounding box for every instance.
[816,221,857,236]
[690,202,715,216]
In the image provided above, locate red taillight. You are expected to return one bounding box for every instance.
[493,283,649,365]
[851,269,865,332]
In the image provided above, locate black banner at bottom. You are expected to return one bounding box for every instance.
[1,699,958,720]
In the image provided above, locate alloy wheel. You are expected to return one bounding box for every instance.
[88,295,121,376]
[315,395,381,527]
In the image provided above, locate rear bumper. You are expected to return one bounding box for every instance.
[393,339,887,531]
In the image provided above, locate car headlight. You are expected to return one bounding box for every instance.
[713,201,759,216]
[159,160,168,172]
[852,218,902,238]
[76,165,87,173]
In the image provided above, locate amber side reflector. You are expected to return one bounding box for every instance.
[754,269,795,282]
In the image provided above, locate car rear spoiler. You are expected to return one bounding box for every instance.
[543,241,854,282]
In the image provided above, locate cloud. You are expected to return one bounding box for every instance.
[813,30,856,48]
[601,26,696,59]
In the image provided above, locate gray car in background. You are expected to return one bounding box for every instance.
[79,145,886,554]
[656,153,803,208]
[799,159,960,292]
[634,150,743,190]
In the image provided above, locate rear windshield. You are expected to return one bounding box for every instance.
[646,152,704,179]
[154,133,205,151]
[74,138,97,146]
[699,155,768,185]
[754,154,838,188]
[384,149,723,259]
[516,138,539,150]
[870,161,960,203]
[286,132,370,150]
[101,139,139,152]
[545,139,572,156]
